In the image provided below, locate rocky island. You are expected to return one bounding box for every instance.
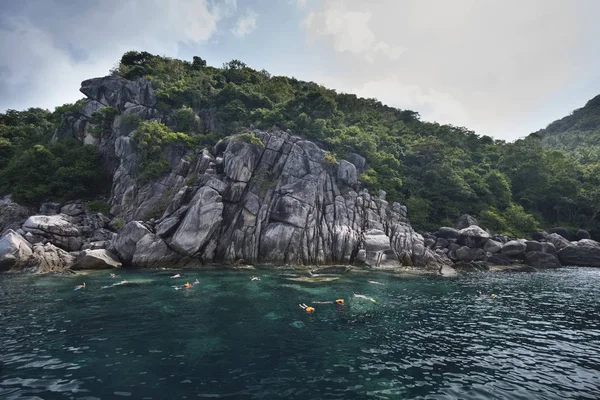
[1,52,600,275]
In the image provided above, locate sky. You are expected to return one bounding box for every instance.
[1,0,600,141]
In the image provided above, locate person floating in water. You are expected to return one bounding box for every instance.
[251,276,261,281]
[313,299,344,305]
[193,279,200,285]
[73,283,86,291]
[490,294,498,299]
[477,291,483,297]
[183,282,191,288]
[368,280,384,285]
[171,274,181,279]
[299,303,315,313]
[110,273,116,278]
[353,292,376,302]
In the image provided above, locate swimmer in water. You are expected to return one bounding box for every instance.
[170,274,181,279]
[251,276,261,281]
[313,299,345,305]
[193,279,200,285]
[368,280,384,285]
[110,273,116,278]
[477,291,483,297]
[353,292,376,302]
[490,294,498,299]
[73,283,86,291]
[299,303,315,313]
[183,282,191,288]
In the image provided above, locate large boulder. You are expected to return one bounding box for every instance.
[170,186,223,257]
[437,227,461,240]
[546,233,571,251]
[558,239,600,267]
[501,240,527,257]
[458,225,490,248]
[362,229,401,269]
[336,160,357,186]
[22,215,82,251]
[455,214,479,230]
[456,246,486,262]
[80,76,157,112]
[483,240,502,254]
[524,251,561,269]
[72,249,122,270]
[0,230,33,271]
[26,243,75,273]
[132,234,182,268]
[113,221,152,263]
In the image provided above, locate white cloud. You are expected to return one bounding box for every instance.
[302,0,405,62]
[231,10,258,38]
[0,0,235,111]
[296,0,306,8]
[300,0,600,139]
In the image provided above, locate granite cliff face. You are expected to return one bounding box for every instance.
[2,75,600,273]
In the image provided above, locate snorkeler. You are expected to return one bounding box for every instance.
[171,274,181,279]
[313,299,345,305]
[299,303,315,313]
[251,276,261,281]
[73,283,86,291]
[353,292,376,302]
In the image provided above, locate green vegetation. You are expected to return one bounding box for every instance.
[0,108,109,206]
[235,132,264,147]
[2,50,600,238]
[85,199,111,215]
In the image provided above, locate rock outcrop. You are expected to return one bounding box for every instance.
[5,73,600,274]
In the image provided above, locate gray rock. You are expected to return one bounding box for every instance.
[0,197,32,234]
[26,243,75,273]
[170,186,223,257]
[132,234,183,268]
[60,203,85,216]
[486,253,513,266]
[336,160,357,186]
[0,230,33,271]
[80,76,157,111]
[525,240,543,253]
[346,152,366,171]
[501,240,527,256]
[434,237,449,249]
[524,251,561,269]
[558,239,600,267]
[458,225,490,248]
[363,229,401,269]
[455,214,479,230]
[22,215,81,251]
[113,221,152,263]
[437,227,461,240]
[546,233,571,251]
[72,249,121,270]
[456,246,486,262]
[483,240,502,253]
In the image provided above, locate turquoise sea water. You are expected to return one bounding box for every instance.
[1,267,600,399]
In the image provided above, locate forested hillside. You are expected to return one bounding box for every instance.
[1,51,599,237]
